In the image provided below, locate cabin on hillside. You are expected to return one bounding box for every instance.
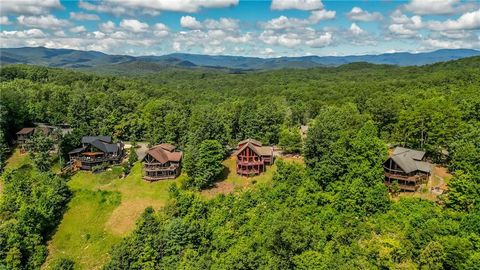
[234,138,273,176]
[16,128,35,147]
[16,126,54,152]
[69,136,124,170]
[384,147,432,191]
[142,143,182,181]
[16,123,72,152]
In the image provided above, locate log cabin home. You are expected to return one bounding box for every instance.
[234,138,274,176]
[384,147,432,191]
[16,126,54,152]
[68,136,124,170]
[142,143,182,181]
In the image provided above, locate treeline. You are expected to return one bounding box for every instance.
[103,96,480,269]
[0,57,479,269]
[1,58,479,157]
[0,165,70,269]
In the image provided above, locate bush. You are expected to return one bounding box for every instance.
[51,258,75,270]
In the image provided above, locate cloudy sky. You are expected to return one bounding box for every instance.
[1,0,479,57]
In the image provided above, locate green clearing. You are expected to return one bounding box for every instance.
[42,155,299,269]
[44,163,177,269]
[0,149,31,196]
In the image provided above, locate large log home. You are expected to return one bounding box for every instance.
[69,136,124,170]
[384,147,432,191]
[234,138,274,176]
[142,143,183,181]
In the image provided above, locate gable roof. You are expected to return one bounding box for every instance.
[84,139,122,154]
[152,143,176,152]
[144,144,182,164]
[82,136,112,144]
[238,138,262,147]
[389,147,431,174]
[234,142,273,157]
[393,147,425,161]
[68,147,86,155]
[16,127,35,135]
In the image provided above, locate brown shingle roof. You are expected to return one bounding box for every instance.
[238,138,262,147]
[152,143,176,152]
[146,144,182,163]
[234,142,273,157]
[16,127,35,135]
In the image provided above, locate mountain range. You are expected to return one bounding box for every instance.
[1,47,479,72]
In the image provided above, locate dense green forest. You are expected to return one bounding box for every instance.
[0,57,479,269]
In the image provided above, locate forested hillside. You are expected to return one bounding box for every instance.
[0,57,479,269]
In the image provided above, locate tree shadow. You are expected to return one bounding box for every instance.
[216,164,230,183]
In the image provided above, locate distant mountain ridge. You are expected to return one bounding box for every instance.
[1,47,479,71]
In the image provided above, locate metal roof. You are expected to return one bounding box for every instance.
[81,136,112,144]
[390,147,431,174]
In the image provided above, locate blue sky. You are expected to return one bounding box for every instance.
[1,0,479,57]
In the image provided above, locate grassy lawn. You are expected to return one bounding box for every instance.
[3,149,30,171]
[43,155,302,269]
[1,149,31,196]
[44,163,177,270]
[201,156,304,198]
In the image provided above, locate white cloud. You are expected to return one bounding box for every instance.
[70,12,100,21]
[172,41,181,51]
[99,21,116,33]
[79,1,128,16]
[203,46,225,55]
[224,32,253,43]
[79,0,238,15]
[180,16,202,29]
[349,23,365,36]
[92,31,106,39]
[388,24,418,37]
[120,19,149,33]
[204,18,239,30]
[271,0,323,11]
[404,0,469,15]
[262,16,309,30]
[180,16,238,31]
[422,38,475,49]
[17,15,69,29]
[54,30,66,37]
[70,25,86,33]
[305,32,332,47]
[309,9,336,23]
[0,0,62,15]
[347,7,383,22]
[260,30,302,47]
[153,23,170,37]
[261,47,275,56]
[0,16,11,25]
[388,10,423,37]
[1,28,46,39]
[427,9,480,31]
[438,30,471,39]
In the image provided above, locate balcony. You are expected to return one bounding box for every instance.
[236,160,264,166]
[74,155,121,164]
[143,165,178,172]
[384,172,420,182]
[384,181,419,191]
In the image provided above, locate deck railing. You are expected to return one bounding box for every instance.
[384,181,418,191]
[384,172,420,182]
[237,160,264,166]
